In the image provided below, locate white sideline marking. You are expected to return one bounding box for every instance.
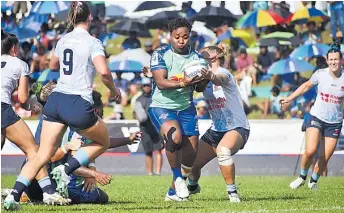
[212,206,344,213]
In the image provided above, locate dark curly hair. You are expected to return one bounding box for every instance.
[168,18,192,33]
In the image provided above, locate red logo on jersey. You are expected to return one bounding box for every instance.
[320,92,343,104]
[320,92,329,102]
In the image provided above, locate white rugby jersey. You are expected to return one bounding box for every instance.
[53,27,105,104]
[1,55,30,104]
[203,67,250,132]
[310,68,344,123]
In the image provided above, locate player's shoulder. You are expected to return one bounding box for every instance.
[218,67,232,76]
[7,56,28,70]
[315,67,329,74]
[153,44,170,56]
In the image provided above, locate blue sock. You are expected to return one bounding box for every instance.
[38,176,55,194]
[300,169,308,179]
[171,167,183,181]
[11,175,30,202]
[311,172,320,183]
[168,187,176,196]
[226,184,237,194]
[188,178,198,186]
[64,149,89,175]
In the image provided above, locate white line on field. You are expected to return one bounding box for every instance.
[212,206,344,213]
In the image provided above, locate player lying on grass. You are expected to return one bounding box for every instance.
[4,2,122,210]
[187,43,250,203]
[1,30,70,209]
[2,83,141,205]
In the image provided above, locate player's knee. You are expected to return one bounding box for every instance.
[216,146,234,166]
[164,127,182,153]
[304,149,316,158]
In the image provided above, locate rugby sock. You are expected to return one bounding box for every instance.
[168,187,176,196]
[310,172,320,183]
[299,169,308,180]
[171,167,183,181]
[64,149,89,175]
[188,178,198,186]
[11,175,30,202]
[38,176,55,194]
[226,184,237,195]
[187,178,199,191]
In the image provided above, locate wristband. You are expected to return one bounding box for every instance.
[61,145,68,154]
[180,82,186,88]
[88,162,96,167]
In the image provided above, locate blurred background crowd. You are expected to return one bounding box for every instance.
[2,1,343,121]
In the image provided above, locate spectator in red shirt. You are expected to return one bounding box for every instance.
[236,48,257,85]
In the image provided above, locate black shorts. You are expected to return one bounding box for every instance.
[201,128,250,149]
[1,102,20,129]
[43,92,98,131]
[306,115,342,139]
[141,130,163,154]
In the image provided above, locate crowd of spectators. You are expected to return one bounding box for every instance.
[3,1,343,121]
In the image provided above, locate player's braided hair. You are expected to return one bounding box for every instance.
[201,43,230,66]
[67,1,90,30]
[168,18,192,33]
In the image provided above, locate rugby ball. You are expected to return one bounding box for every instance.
[183,59,209,79]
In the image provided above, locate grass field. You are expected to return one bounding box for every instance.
[2,175,344,212]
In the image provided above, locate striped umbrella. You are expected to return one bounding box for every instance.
[236,10,285,28]
[268,58,315,75]
[31,1,69,15]
[290,43,330,60]
[286,7,329,25]
[217,30,255,48]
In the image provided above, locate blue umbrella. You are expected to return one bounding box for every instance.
[37,69,60,84]
[267,58,315,75]
[290,43,330,60]
[8,26,39,41]
[29,72,42,80]
[31,1,69,15]
[109,60,143,72]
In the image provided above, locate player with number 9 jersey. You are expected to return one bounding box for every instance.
[53,28,104,104]
[9,2,122,208]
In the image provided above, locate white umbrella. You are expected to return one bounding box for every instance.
[191,21,217,42]
[124,6,177,21]
[109,48,151,67]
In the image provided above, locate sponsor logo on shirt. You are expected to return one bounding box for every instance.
[169,74,183,82]
[206,97,226,110]
[151,53,159,66]
[320,92,343,104]
[159,113,169,120]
